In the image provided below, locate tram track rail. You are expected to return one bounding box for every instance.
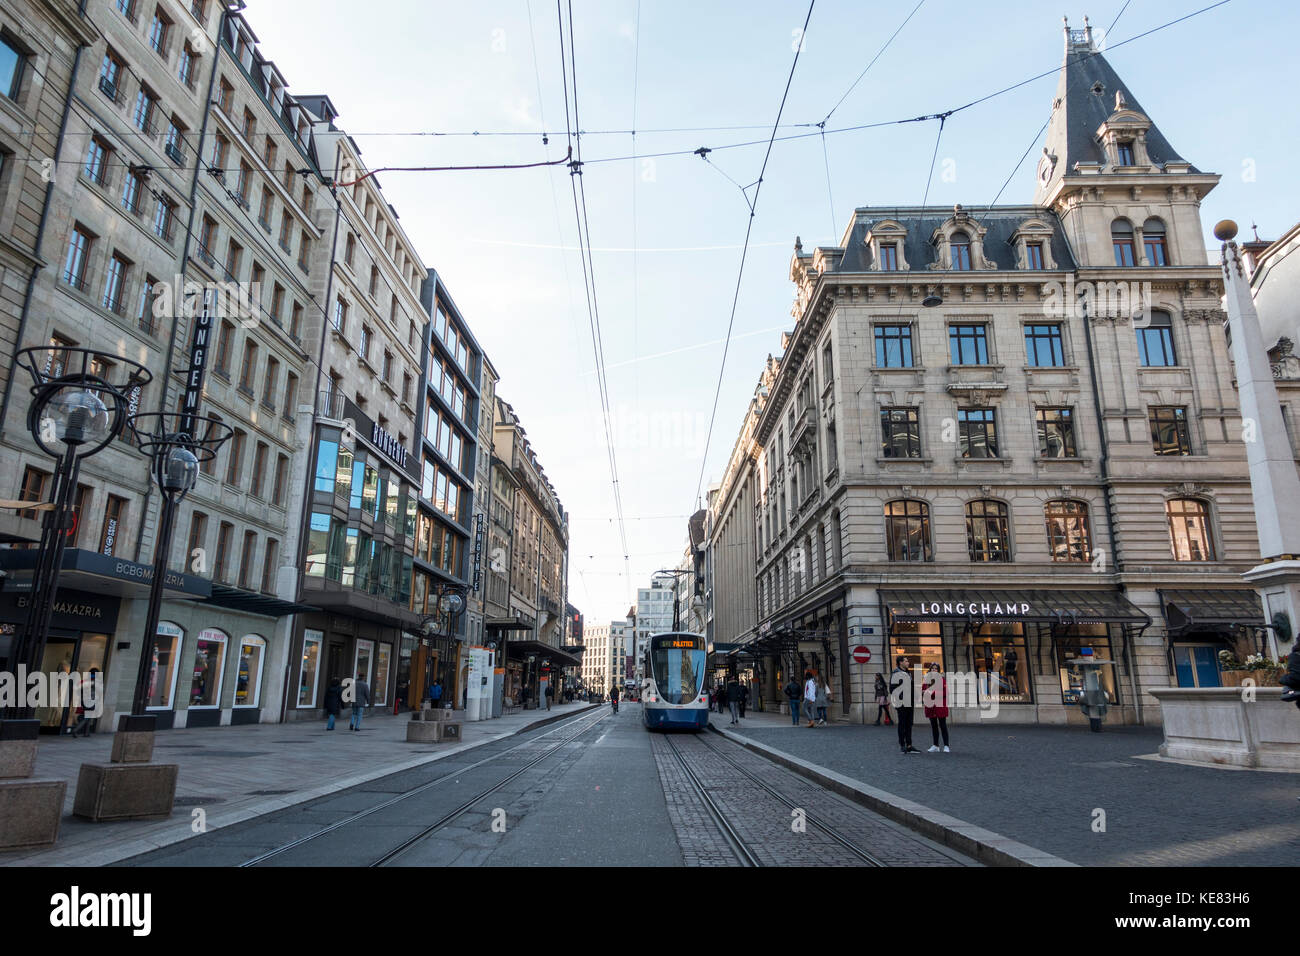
[661,733,763,867]
[693,731,887,867]
[237,707,609,868]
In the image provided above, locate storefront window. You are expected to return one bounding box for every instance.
[355,638,374,686]
[298,629,323,706]
[148,622,183,709]
[1057,624,1119,704]
[235,635,265,707]
[967,623,1030,703]
[889,621,942,677]
[188,628,228,708]
[373,643,391,706]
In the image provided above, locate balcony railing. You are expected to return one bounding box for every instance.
[317,390,345,420]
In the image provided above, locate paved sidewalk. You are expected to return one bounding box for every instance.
[3,701,598,867]
[710,709,1300,866]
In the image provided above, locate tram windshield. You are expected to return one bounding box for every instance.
[650,637,706,704]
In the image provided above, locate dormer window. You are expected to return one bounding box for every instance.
[1116,140,1135,166]
[951,231,972,270]
[1025,242,1044,269]
[1112,219,1136,266]
[879,243,898,271]
[1011,218,1058,271]
[865,220,910,272]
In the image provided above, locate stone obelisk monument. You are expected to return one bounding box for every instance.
[1217,219,1300,656]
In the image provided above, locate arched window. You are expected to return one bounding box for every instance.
[1167,498,1215,561]
[1044,500,1091,562]
[148,621,185,710]
[188,627,229,708]
[1112,219,1136,266]
[885,500,932,562]
[951,230,972,270]
[1143,217,1168,266]
[1137,310,1176,367]
[235,634,266,708]
[966,500,1011,562]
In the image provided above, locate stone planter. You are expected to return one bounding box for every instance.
[1148,686,1300,769]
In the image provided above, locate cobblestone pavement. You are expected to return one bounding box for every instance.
[651,727,975,867]
[720,712,1300,866]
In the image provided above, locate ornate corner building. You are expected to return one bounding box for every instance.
[710,20,1264,726]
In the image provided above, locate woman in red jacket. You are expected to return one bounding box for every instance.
[923,662,950,753]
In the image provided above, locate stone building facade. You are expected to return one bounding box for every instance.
[727,22,1262,727]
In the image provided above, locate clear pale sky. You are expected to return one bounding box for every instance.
[244,0,1295,624]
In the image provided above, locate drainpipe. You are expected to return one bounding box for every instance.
[0,1,92,442]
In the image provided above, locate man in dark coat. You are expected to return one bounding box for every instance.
[890,656,920,754]
[784,676,802,726]
[1280,642,1300,707]
[323,678,344,731]
[349,674,371,731]
[726,676,742,725]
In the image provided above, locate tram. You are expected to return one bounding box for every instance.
[642,632,710,731]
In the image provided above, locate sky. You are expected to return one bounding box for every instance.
[242,0,1297,625]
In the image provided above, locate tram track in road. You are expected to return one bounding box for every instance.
[691,732,886,867]
[661,732,763,867]
[237,707,610,868]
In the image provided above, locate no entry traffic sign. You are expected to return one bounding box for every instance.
[852,645,871,664]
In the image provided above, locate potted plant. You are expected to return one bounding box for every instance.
[1218,649,1283,686]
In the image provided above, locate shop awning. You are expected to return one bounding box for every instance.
[486,614,535,633]
[878,588,1151,626]
[204,584,317,618]
[502,640,582,669]
[1159,589,1265,635]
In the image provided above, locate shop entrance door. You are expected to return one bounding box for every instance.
[1173,644,1222,688]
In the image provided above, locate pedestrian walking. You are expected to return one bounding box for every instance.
[815,675,830,726]
[68,667,101,737]
[784,675,802,725]
[349,674,371,731]
[323,677,344,731]
[803,670,818,728]
[545,682,554,710]
[891,656,920,753]
[726,675,742,725]
[873,673,892,726]
[737,678,747,719]
[923,662,950,752]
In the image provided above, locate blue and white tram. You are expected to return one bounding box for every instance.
[643,632,710,731]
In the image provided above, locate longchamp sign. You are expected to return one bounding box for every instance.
[918,600,1032,617]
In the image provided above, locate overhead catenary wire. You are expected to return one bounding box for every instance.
[693,0,816,508]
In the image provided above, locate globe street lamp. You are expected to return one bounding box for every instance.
[4,347,151,718]
[419,583,467,707]
[126,413,232,718]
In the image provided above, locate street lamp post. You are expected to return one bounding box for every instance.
[420,583,467,707]
[3,348,150,720]
[125,414,231,717]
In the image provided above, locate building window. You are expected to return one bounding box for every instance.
[198,215,217,263]
[1112,219,1136,266]
[100,495,128,556]
[17,466,49,519]
[283,372,298,421]
[1025,242,1044,270]
[949,324,989,365]
[1116,140,1135,166]
[879,243,899,271]
[880,407,921,459]
[217,77,233,113]
[237,530,257,589]
[1149,406,1191,456]
[273,453,289,505]
[333,298,348,335]
[1045,499,1091,562]
[0,33,25,101]
[149,7,171,55]
[950,230,972,270]
[186,511,207,567]
[966,500,1010,562]
[132,87,156,134]
[1167,498,1215,562]
[102,253,129,314]
[1036,407,1077,458]
[259,536,278,594]
[1143,217,1168,266]
[213,319,235,376]
[1136,310,1176,367]
[122,168,146,214]
[98,50,123,101]
[153,196,175,240]
[238,339,257,393]
[359,325,371,362]
[885,500,931,562]
[178,43,197,87]
[62,226,94,292]
[137,274,159,333]
[214,521,234,582]
[1024,323,1065,367]
[958,407,998,458]
[225,428,246,485]
[250,442,268,498]
[874,324,914,367]
[84,137,111,185]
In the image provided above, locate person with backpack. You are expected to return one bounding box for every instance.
[803,670,818,728]
[323,677,344,731]
[784,675,802,725]
[873,672,892,726]
[815,673,831,726]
